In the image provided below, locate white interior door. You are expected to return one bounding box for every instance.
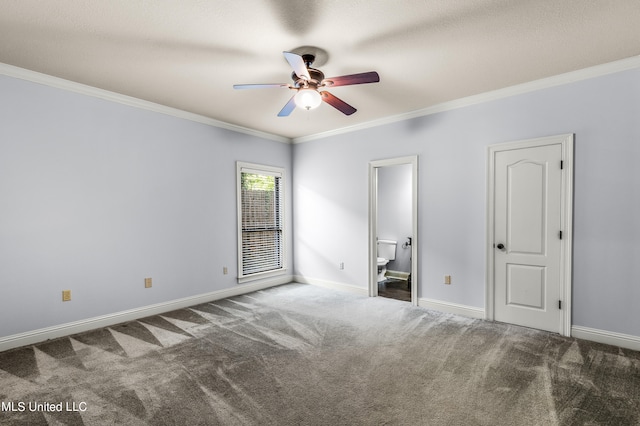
[487,135,573,335]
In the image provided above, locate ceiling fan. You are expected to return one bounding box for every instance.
[233,51,379,117]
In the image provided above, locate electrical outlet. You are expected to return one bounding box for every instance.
[144,277,152,288]
[223,266,228,275]
[62,290,71,302]
[444,275,452,285]
[339,262,344,270]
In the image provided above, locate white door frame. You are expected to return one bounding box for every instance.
[369,155,418,306]
[486,134,574,336]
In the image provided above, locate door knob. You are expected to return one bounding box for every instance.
[496,243,505,250]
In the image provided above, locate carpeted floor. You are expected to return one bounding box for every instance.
[1,283,639,425]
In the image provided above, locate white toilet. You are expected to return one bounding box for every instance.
[377,239,397,282]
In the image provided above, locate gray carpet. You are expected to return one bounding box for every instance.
[1,283,639,425]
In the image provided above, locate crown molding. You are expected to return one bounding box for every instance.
[292,55,640,144]
[0,62,291,144]
[3,55,639,146]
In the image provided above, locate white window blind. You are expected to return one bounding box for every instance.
[237,163,285,281]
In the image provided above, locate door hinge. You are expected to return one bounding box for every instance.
[560,160,564,170]
[559,230,563,240]
[559,300,562,310]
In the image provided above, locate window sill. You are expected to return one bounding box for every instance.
[237,268,287,284]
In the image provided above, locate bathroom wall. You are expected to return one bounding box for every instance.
[377,164,412,274]
[293,64,640,339]
[0,73,293,339]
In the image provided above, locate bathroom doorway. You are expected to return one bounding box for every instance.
[369,156,418,305]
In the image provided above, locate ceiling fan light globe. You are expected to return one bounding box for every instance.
[294,89,322,110]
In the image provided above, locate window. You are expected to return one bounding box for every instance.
[237,162,286,282]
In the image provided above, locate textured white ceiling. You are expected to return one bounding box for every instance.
[1,1,640,140]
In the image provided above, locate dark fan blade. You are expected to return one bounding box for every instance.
[323,71,380,87]
[278,95,297,117]
[321,91,357,115]
[283,51,311,80]
[233,83,290,90]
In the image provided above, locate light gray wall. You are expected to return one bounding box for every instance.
[2,64,639,341]
[293,67,640,337]
[377,164,412,273]
[0,74,293,338]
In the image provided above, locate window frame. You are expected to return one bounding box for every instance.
[236,161,287,283]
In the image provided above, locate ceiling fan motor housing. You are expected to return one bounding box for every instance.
[292,67,325,89]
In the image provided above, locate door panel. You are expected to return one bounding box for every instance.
[508,161,545,254]
[506,264,545,309]
[494,144,562,333]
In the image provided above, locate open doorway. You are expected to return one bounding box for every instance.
[369,156,418,305]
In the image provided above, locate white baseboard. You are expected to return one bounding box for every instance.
[294,275,486,320]
[293,275,368,296]
[14,275,636,354]
[0,276,291,352]
[418,298,485,319]
[415,302,640,352]
[571,325,640,352]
